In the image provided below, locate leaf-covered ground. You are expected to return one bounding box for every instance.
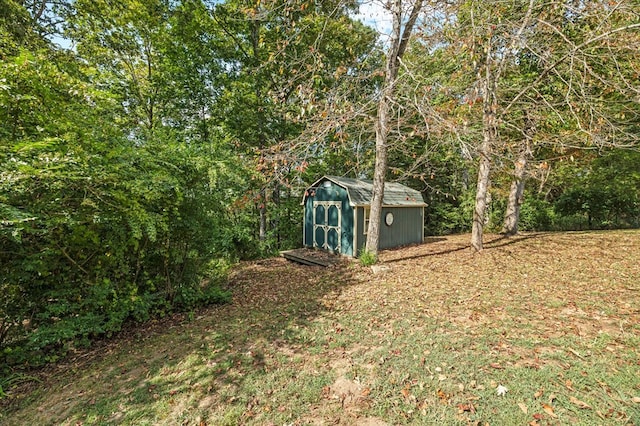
[2,231,640,425]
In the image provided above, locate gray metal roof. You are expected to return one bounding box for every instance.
[310,175,426,207]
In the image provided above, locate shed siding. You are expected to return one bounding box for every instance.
[354,206,423,253]
[379,207,424,249]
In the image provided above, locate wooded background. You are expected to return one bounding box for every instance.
[1,0,639,368]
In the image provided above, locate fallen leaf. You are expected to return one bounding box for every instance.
[567,348,583,358]
[361,387,371,397]
[565,379,575,391]
[533,389,544,398]
[457,403,475,413]
[528,421,540,426]
[490,362,503,369]
[632,396,640,403]
[401,387,410,398]
[437,389,449,402]
[569,396,592,409]
[542,403,557,418]
[532,413,544,420]
[518,402,528,414]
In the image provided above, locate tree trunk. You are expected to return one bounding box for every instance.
[502,155,527,235]
[471,73,497,252]
[366,93,390,256]
[272,182,281,246]
[365,0,423,258]
[259,187,267,241]
[471,138,492,251]
[503,114,533,235]
[252,19,268,242]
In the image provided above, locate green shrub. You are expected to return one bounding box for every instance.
[0,139,234,368]
[358,249,377,266]
[424,188,474,236]
[519,197,555,231]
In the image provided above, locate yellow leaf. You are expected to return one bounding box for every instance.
[436,389,449,402]
[518,402,528,414]
[542,403,557,418]
[569,396,591,409]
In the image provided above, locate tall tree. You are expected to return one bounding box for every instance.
[365,0,423,258]
[410,0,640,248]
[499,0,640,235]
[462,0,538,250]
[212,0,376,246]
[1,0,240,364]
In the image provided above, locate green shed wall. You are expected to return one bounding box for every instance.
[355,206,424,254]
[379,207,424,249]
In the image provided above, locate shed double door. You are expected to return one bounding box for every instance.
[313,201,341,253]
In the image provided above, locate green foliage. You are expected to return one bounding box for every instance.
[518,197,554,231]
[0,127,235,366]
[552,150,640,230]
[424,188,475,235]
[0,372,40,400]
[0,8,239,368]
[358,248,377,266]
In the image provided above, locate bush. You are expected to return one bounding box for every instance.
[424,188,474,236]
[0,139,234,368]
[519,197,554,231]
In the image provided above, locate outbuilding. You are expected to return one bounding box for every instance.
[302,175,426,257]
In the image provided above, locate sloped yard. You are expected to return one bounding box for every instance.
[2,231,640,425]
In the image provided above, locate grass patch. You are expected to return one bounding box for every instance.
[2,230,640,425]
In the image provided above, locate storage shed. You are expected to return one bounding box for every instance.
[302,175,426,257]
